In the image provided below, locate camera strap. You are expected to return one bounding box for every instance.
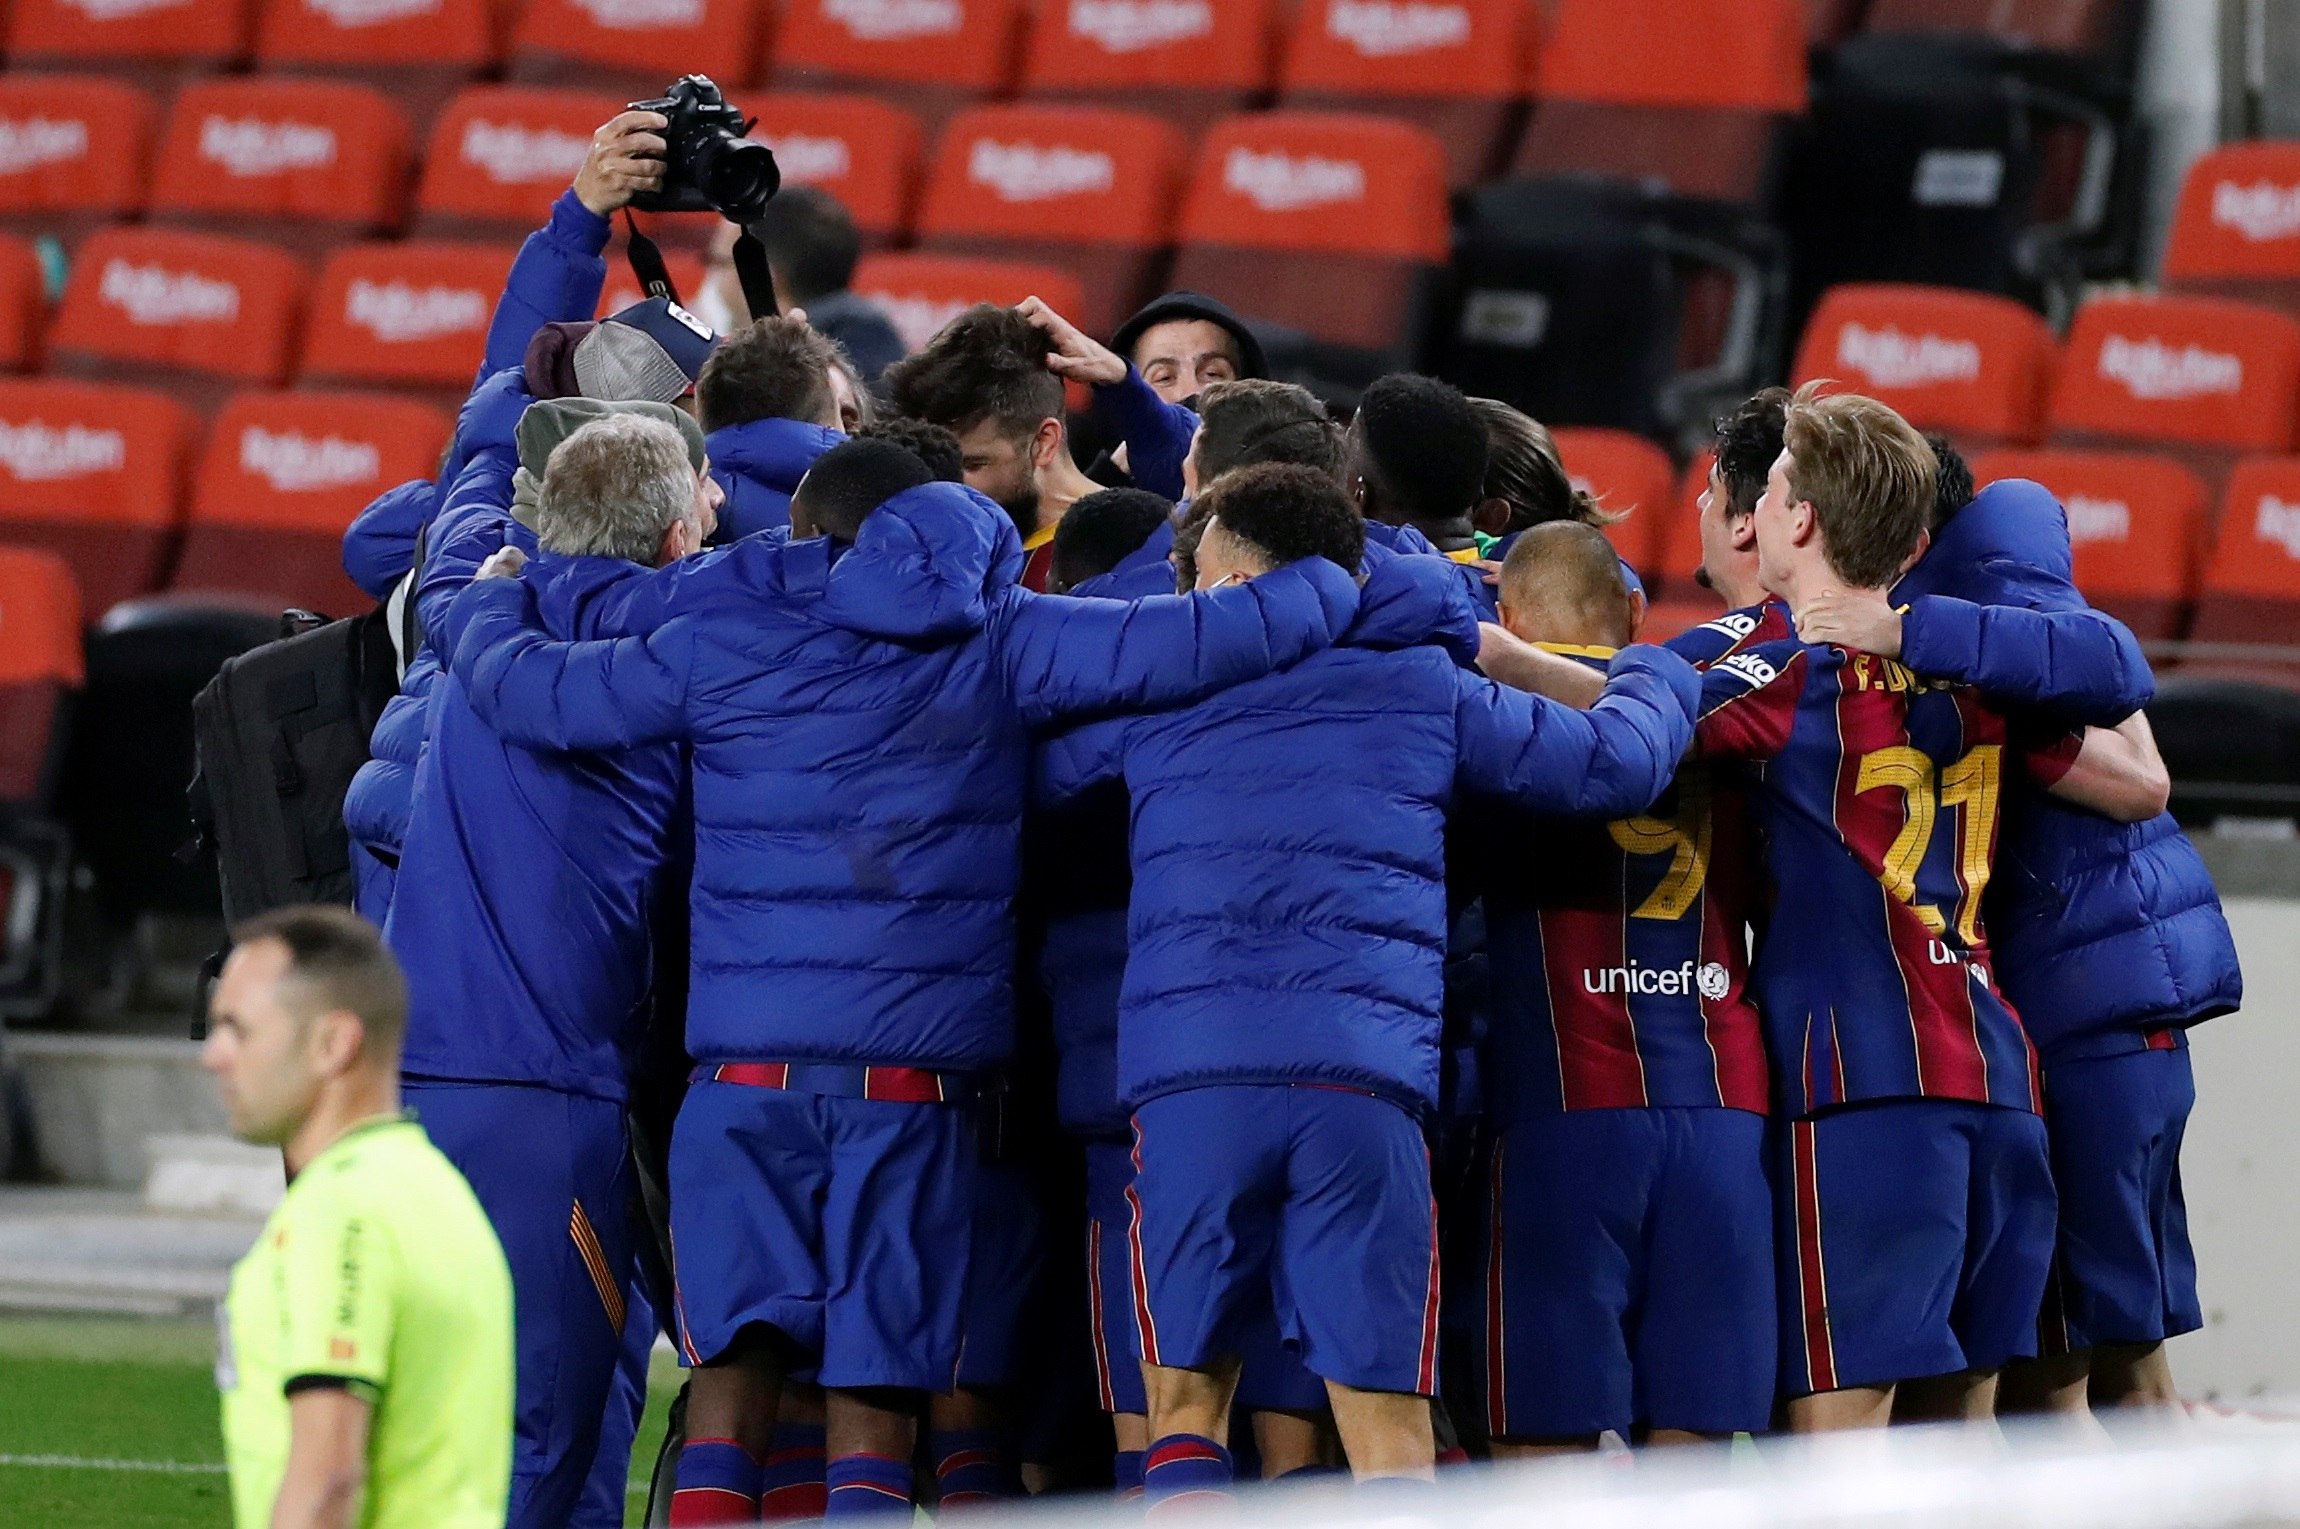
[621,213,781,327]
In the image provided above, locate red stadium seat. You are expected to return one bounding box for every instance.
[1863,0,2129,57]
[2163,141,2300,323]
[150,79,413,251]
[1548,427,1675,578]
[0,75,157,247]
[174,390,450,616]
[1021,0,1281,139]
[0,545,83,810]
[1804,0,1868,45]
[49,229,307,416]
[415,86,628,242]
[1278,0,1536,192]
[0,237,46,376]
[7,0,252,85]
[2049,294,2300,492]
[302,241,517,403]
[1656,448,1713,596]
[509,0,765,94]
[753,93,926,245]
[917,104,1186,335]
[771,0,1029,143]
[0,379,192,616]
[1793,284,2055,448]
[1969,449,2209,642]
[255,0,498,136]
[1170,112,1449,370]
[599,249,708,318]
[2191,457,2300,651]
[849,251,1083,357]
[1514,0,1806,206]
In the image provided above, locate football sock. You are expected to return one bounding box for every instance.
[930,1429,1022,1506]
[1143,1433,1234,1516]
[669,1438,760,1527]
[824,1452,914,1518]
[756,1422,827,1522]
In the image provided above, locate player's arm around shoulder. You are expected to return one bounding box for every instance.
[2028,710,2172,824]
[1451,644,1698,819]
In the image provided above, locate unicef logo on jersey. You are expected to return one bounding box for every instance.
[1582,960,1732,1000]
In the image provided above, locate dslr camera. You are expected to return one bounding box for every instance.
[628,74,780,224]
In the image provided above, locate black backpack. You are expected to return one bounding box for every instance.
[187,596,409,924]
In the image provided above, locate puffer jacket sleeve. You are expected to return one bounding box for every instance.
[412,450,522,641]
[341,479,440,599]
[1089,365,1198,501]
[994,555,1360,727]
[1034,717,1131,806]
[482,190,611,379]
[1899,594,2154,726]
[1454,646,1699,818]
[442,577,699,752]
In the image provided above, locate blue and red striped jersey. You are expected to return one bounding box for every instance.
[1477,626,1773,1121]
[1696,635,2076,1117]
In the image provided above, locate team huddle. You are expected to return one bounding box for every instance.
[195,110,2243,1529]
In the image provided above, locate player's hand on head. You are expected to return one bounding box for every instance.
[476,546,529,582]
[574,110,670,217]
[1017,296,1127,387]
[1795,586,1903,658]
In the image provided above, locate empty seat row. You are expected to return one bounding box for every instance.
[1792,285,2300,488]
[0,379,447,621]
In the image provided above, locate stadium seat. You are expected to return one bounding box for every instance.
[753,93,926,247]
[1277,0,1535,193]
[49,228,307,417]
[509,0,765,95]
[302,241,517,404]
[1805,0,1869,46]
[1792,284,2054,447]
[0,546,83,810]
[599,249,708,318]
[6,0,251,87]
[1020,0,1280,140]
[0,379,193,617]
[0,75,157,248]
[1862,0,2138,62]
[415,87,627,242]
[1548,427,1675,579]
[849,251,1084,356]
[254,0,498,137]
[149,79,413,252]
[1436,176,1791,443]
[770,0,1029,144]
[2162,141,2300,323]
[0,237,47,375]
[1969,448,2209,642]
[1169,111,1449,394]
[173,390,450,617]
[2048,295,2300,492]
[1658,449,1714,595]
[1512,0,1807,208]
[916,104,1186,336]
[2190,456,2300,652]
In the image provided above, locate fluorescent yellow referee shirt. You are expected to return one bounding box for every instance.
[218,1115,514,1529]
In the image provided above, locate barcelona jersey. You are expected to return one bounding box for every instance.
[1696,635,2077,1118]
[1476,608,1786,1123]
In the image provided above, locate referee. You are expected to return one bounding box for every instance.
[203,907,514,1529]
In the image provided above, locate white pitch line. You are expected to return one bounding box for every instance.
[0,1452,227,1474]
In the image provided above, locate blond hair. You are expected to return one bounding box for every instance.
[1782,381,1938,589]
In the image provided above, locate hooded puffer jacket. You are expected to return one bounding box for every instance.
[1037,555,1699,1115]
[706,415,846,541]
[1896,478,2240,1054]
[434,483,1360,1072]
[1033,520,1177,1138]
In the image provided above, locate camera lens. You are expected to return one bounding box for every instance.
[695,135,780,223]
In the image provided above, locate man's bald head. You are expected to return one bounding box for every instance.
[1497,521,1637,651]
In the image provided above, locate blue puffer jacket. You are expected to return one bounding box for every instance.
[337,191,610,596]
[1038,555,1700,1115]
[1090,366,1197,501]
[385,552,688,1101]
[1035,520,1177,1139]
[1896,478,2241,1055]
[434,482,1361,1072]
[339,378,530,921]
[706,415,846,542]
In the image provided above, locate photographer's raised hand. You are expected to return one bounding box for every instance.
[574,111,670,217]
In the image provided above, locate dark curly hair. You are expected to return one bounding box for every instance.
[1711,387,1791,518]
[1353,372,1488,527]
[856,416,964,483]
[1195,462,1364,575]
[883,304,1064,441]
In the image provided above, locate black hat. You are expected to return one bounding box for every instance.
[1109,291,1267,382]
